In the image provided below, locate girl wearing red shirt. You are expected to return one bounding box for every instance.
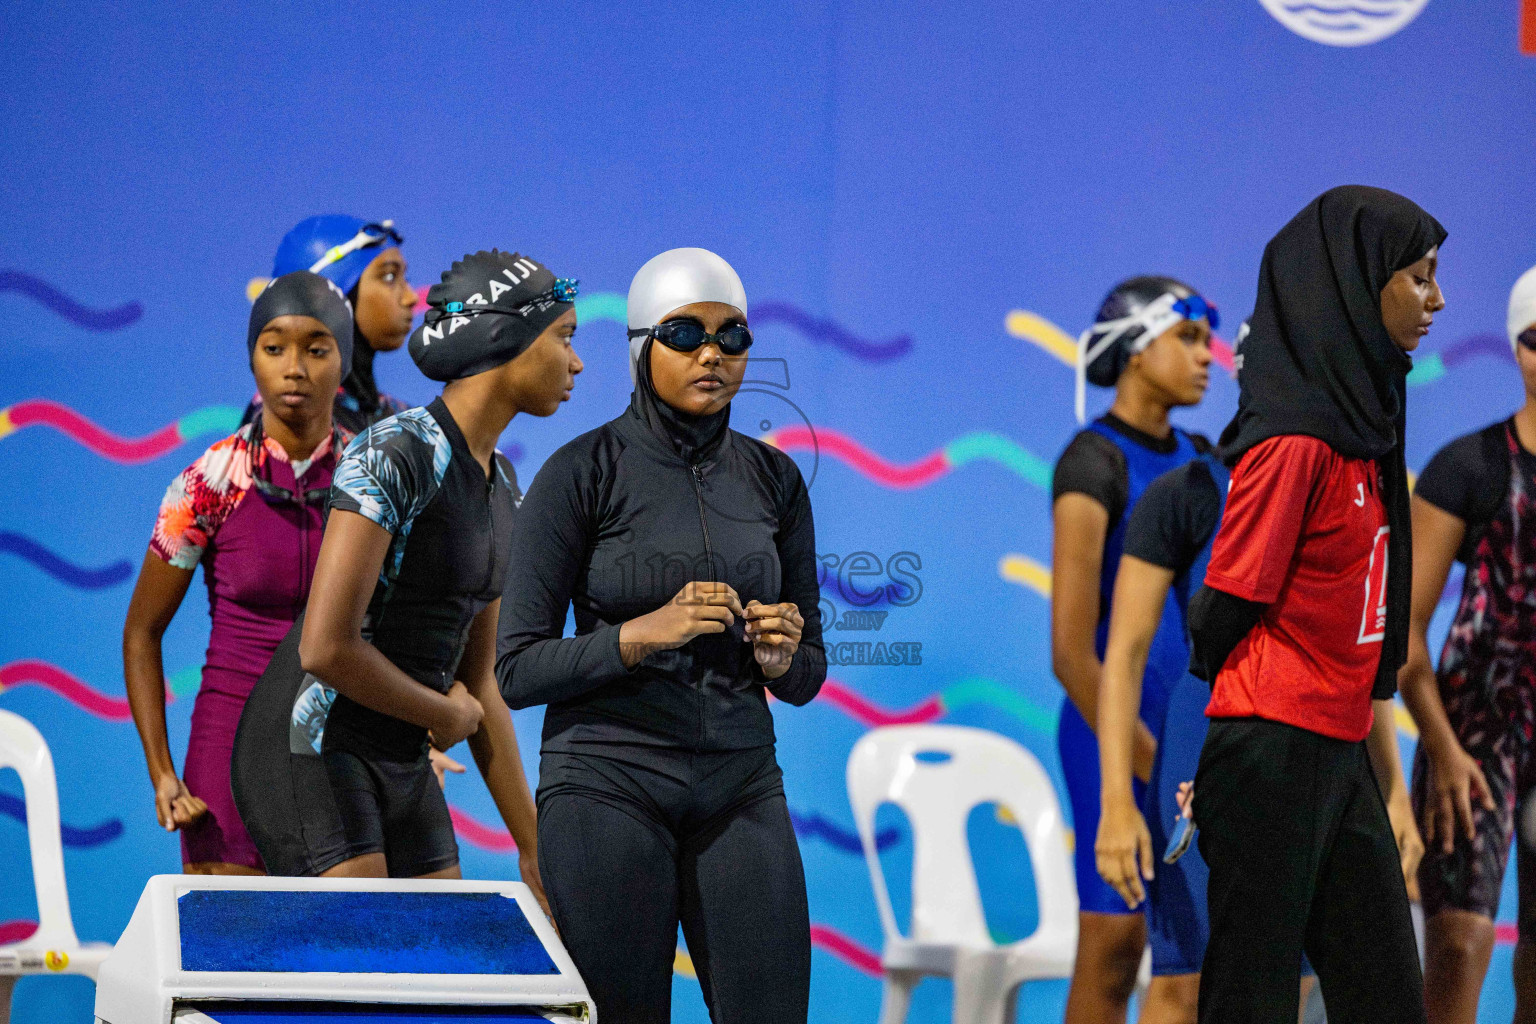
[1187,186,1445,1023]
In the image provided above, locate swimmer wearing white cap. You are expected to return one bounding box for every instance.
[496,247,825,1023]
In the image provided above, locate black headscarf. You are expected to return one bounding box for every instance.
[629,334,731,464]
[341,283,384,418]
[1220,185,1446,699]
[247,271,355,377]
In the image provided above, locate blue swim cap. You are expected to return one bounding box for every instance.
[272,216,403,296]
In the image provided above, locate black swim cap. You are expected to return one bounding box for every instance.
[248,271,355,376]
[408,250,575,382]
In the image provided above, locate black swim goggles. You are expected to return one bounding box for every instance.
[1518,328,1536,353]
[627,318,754,356]
[247,415,340,508]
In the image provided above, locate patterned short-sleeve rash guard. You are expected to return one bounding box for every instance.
[148,421,343,870]
[151,423,342,686]
[321,396,521,759]
[153,426,267,569]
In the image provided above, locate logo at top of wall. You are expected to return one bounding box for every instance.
[1257,0,1428,46]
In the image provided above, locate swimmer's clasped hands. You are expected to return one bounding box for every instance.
[743,600,803,680]
[617,581,746,668]
[431,680,485,750]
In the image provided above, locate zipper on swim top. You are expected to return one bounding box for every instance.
[689,463,715,579]
[688,462,714,747]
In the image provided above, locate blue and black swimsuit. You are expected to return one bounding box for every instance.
[233,396,520,877]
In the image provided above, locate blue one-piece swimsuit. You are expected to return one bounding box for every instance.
[1056,417,1200,915]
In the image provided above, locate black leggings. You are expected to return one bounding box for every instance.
[1194,717,1424,1024]
[536,744,810,1024]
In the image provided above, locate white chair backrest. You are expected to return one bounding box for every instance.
[0,709,82,951]
[847,724,1076,950]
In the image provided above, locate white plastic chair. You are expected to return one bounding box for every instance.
[0,709,110,1024]
[848,724,1078,1024]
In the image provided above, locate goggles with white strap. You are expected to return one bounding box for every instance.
[1075,292,1218,423]
[308,220,403,275]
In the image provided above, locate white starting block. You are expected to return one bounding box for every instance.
[94,876,594,1024]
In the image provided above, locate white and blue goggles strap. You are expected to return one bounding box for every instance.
[308,219,399,275]
[1075,291,1184,424]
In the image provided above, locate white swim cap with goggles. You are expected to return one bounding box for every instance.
[1075,286,1219,424]
[626,248,749,386]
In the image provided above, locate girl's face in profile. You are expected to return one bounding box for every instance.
[1380,246,1444,352]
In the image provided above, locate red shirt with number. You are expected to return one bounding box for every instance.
[1202,434,1389,742]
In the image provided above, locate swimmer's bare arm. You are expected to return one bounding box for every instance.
[123,552,208,831]
[1366,696,1425,897]
[1397,495,1492,855]
[459,599,550,920]
[1095,554,1177,908]
[1052,494,1157,777]
[299,509,483,748]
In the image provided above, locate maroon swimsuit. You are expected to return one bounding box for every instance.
[150,424,341,867]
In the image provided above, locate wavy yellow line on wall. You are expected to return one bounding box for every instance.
[1005,310,1077,366]
[999,553,1052,597]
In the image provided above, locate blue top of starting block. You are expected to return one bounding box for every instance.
[185,1004,553,1023]
[177,891,558,976]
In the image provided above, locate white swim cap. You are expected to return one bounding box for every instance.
[625,248,748,384]
[1510,264,1536,353]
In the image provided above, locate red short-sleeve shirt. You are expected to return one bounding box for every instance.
[1204,435,1389,741]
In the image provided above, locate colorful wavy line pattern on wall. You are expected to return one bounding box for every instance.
[572,292,625,323]
[751,301,912,362]
[0,400,240,463]
[1003,306,1505,391]
[816,678,1056,734]
[672,925,882,981]
[1408,332,1513,386]
[0,660,182,720]
[0,531,133,590]
[998,553,1051,597]
[790,809,900,854]
[808,925,883,975]
[0,792,124,848]
[763,426,1051,491]
[574,291,912,361]
[0,270,144,331]
[256,284,913,362]
[1006,308,1236,372]
[0,660,136,720]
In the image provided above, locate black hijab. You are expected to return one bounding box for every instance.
[341,283,383,418]
[628,335,731,464]
[1221,185,1446,699]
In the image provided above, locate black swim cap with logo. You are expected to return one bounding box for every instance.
[408,249,575,382]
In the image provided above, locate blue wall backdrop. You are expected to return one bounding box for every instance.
[1,2,1532,1020]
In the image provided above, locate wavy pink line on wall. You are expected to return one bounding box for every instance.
[809,924,883,975]
[816,680,943,726]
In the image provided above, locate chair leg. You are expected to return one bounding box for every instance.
[0,974,15,1024]
[952,955,1012,1024]
[877,970,917,1024]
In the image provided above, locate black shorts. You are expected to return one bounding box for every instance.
[321,745,459,877]
[233,617,351,877]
